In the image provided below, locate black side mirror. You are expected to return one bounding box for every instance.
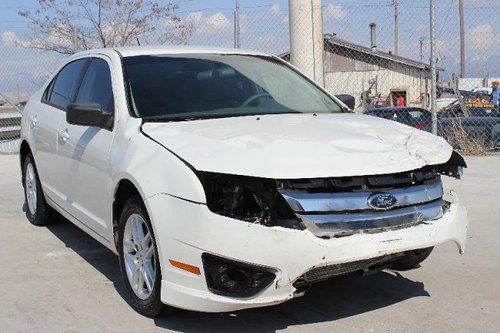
[67,103,113,130]
[335,94,355,110]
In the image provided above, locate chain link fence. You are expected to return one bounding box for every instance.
[0,0,498,154]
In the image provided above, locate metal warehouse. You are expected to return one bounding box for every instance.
[282,33,435,110]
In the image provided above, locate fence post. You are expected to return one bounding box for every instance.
[233,0,241,48]
[429,0,437,135]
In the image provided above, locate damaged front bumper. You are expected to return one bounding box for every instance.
[146,190,468,313]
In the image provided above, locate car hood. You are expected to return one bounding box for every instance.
[142,113,453,179]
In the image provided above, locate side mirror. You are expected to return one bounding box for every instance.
[335,94,355,110]
[67,103,113,130]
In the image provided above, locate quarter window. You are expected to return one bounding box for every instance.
[75,58,114,112]
[46,59,87,110]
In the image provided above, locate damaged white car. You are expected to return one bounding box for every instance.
[20,46,468,317]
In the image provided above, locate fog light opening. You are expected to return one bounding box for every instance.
[202,253,276,298]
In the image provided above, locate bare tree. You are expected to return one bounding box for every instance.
[18,0,195,54]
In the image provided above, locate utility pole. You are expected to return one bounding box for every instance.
[430,0,437,135]
[459,0,465,78]
[233,0,241,48]
[393,0,399,55]
[419,36,425,63]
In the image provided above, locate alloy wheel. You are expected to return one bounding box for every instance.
[25,162,37,215]
[123,213,157,300]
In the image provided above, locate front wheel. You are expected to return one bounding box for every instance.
[117,196,171,317]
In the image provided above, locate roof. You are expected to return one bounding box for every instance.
[74,45,269,58]
[281,37,438,70]
[326,37,431,70]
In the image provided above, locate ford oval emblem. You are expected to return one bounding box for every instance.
[367,192,398,210]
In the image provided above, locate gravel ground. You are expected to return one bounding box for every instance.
[0,154,499,333]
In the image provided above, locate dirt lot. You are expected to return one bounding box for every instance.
[0,154,499,333]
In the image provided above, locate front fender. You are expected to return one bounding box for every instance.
[110,129,206,204]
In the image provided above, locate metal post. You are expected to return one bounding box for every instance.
[233,0,241,48]
[430,0,437,135]
[459,0,465,78]
[393,0,399,55]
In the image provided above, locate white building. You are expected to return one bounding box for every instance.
[282,36,437,110]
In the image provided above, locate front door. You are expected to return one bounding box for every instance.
[33,59,88,208]
[56,57,116,240]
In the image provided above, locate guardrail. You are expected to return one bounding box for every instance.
[0,107,22,154]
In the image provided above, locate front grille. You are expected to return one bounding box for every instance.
[294,254,402,287]
[280,167,438,193]
[279,169,445,238]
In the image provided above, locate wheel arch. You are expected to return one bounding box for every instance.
[19,140,32,184]
[19,140,31,168]
[112,178,143,245]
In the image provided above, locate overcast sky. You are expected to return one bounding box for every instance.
[0,0,498,99]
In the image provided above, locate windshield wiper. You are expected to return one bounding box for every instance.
[142,115,206,122]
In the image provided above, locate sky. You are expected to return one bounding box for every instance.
[0,0,499,99]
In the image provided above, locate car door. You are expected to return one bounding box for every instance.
[32,59,88,207]
[56,57,116,239]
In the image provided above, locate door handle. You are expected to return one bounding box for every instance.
[30,115,37,128]
[59,129,70,142]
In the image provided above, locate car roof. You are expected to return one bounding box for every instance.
[72,45,270,58]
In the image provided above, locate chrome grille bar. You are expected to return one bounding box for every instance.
[280,179,443,212]
[280,177,445,238]
[298,199,444,237]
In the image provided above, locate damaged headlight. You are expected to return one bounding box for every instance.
[435,150,467,179]
[196,172,301,228]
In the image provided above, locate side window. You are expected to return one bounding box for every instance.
[75,58,114,113]
[46,59,87,110]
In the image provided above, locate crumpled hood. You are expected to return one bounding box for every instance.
[142,113,452,179]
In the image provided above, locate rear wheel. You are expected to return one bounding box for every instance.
[22,153,57,226]
[392,247,434,271]
[117,196,171,317]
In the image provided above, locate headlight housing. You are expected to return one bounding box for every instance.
[196,171,301,228]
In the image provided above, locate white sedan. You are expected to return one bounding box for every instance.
[20,46,468,317]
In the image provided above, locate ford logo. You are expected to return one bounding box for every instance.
[367,192,398,210]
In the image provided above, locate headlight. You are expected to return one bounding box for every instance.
[196,172,301,228]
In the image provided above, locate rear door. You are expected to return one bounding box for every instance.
[56,57,116,239]
[32,59,88,207]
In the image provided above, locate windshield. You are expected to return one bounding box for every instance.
[122,54,343,121]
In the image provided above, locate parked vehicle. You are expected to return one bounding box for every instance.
[15,101,27,109]
[438,101,500,149]
[364,107,432,131]
[20,46,468,317]
[472,87,492,95]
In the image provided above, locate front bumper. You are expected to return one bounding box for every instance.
[145,191,468,313]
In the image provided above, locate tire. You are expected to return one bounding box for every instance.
[22,153,57,226]
[392,247,434,271]
[117,195,171,317]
